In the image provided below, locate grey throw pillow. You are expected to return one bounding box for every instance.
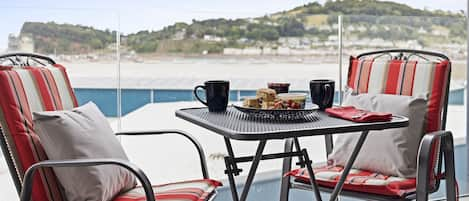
[33,102,137,201]
[328,92,427,178]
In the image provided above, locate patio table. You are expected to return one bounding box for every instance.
[175,106,408,201]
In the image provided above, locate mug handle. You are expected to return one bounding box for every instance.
[193,85,208,106]
[323,84,332,106]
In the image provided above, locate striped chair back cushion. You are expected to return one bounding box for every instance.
[347,57,450,132]
[347,56,450,189]
[0,64,78,201]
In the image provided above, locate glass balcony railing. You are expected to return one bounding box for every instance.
[0,7,467,200]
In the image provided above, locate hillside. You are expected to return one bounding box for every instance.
[275,0,458,18]
[19,0,465,54]
[21,22,116,54]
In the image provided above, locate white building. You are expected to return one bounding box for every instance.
[242,47,262,55]
[357,25,367,32]
[223,48,242,55]
[277,47,291,55]
[203,34,226,42]
[262,47,276,55]
[173,29,186,40]
[327,35,338,41]
[432,28,450,37]
[346,25,356,32]
[418,27,428,34]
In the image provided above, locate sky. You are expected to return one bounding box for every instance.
[0,0,466,49]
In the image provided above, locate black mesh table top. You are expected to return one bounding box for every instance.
[175,106,409,140]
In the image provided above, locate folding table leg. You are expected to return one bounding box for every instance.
[239,140,267,201]
[324,134,334,156]
[329,130,369,201]
[302,149,323,201]
[280,138,294,201]
[293,138,305,167]
[224,156,240,201]
[224,137,242,175]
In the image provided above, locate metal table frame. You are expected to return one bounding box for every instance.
[176,107,408,201]
[222,138,322,201]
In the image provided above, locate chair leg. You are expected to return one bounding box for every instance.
[280,139,294,201]
[417,131,457,201]
[443,134,457,201]
[416,136,433,201]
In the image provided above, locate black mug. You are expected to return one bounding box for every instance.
[194,80,230,112]
[310,79,334,110]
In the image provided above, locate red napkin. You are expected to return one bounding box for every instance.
[325,106,392,123]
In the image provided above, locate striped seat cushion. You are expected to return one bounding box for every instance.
[0,64,78,201]
[288,165,416,197]
[114,179,222,201]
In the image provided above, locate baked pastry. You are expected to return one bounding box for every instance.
[243,97,260,108]
[261,101,275,109]
[256,88,276,102]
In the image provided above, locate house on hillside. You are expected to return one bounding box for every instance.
[431,28,450,37]
[418,27,428,34]
[223,48,243,55]
[318,25,332,31]
[369,38,393,47]
[395,40,423,49]
[278,37,301,48]
[357,25,367,32]
[237,37,250,44]
[173,29,186,40]
[203,34,226,42]
[346,25,356,32]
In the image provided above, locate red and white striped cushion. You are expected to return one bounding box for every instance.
[0,64,222,201]
[288,165,416,197]
[310,57,451,196]
[347,57,450,133]
[0,65,78,201]
[114,179,222,201]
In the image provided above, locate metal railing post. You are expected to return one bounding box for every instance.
[466,0,469,183]
[117,12,122,131]
[338,15,343,105]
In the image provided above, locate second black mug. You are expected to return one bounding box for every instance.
[310,79,335,110]
[194,80,230,112]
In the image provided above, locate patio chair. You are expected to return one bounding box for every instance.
[280,49,457,201]
[0,53,221,201]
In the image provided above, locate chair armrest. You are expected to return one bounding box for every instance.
[20,158,155,201]
[115,129,209,179]
[416,130,456,201]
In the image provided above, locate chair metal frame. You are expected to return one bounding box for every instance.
[0,53,213,201]
[280,49,457,201]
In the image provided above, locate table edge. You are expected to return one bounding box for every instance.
[175,107,409,141]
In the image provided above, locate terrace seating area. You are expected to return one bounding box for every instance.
[0,49,466,201]
[0,2,468,200]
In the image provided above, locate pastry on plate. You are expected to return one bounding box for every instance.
[261,101,275,109]
[243,96,260,108]
[256,88,276,102]
[277,93,307,109]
